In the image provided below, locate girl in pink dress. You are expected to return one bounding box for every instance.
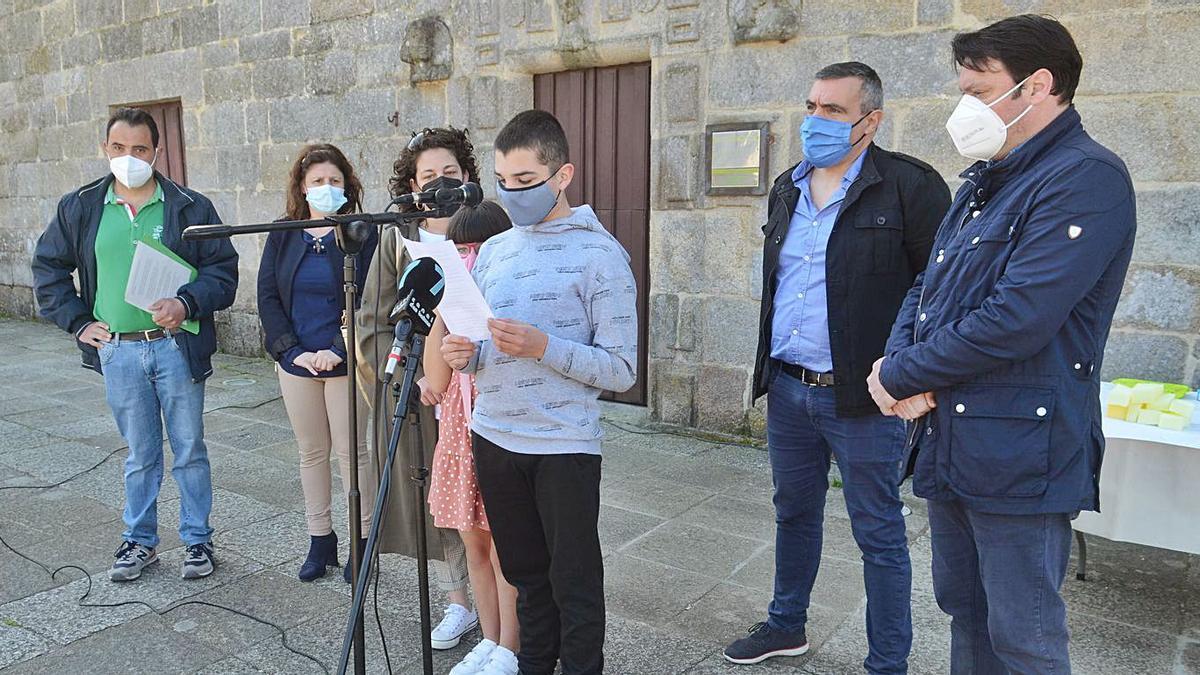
[425,201,520,675]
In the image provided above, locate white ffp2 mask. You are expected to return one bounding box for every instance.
[109,152,156,189]
[945,77,1034,162]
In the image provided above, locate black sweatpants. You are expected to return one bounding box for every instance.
[472,432,605,675]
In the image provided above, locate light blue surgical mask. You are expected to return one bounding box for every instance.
[305,184,347,215]
[496,173,561,227]
[800,112,871,168]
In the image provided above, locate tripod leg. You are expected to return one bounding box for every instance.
[411,407,434,675]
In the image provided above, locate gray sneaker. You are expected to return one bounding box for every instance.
[110,541,157,582]
[181,543,215,579]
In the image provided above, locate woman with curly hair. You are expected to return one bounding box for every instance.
[257,143,378,582]
[356,127,481,649]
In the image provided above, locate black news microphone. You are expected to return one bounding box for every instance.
[391,182,483,208]
[391,188,440,207]
[381,257,445,384]
[435,182,483,207]
[381,304,414,385]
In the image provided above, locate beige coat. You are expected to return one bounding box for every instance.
[354,221,457,559]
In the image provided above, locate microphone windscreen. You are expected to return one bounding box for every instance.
[396,257,445,335]
[461,182,483,206]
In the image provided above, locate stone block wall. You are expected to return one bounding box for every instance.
[0,0,1196,434]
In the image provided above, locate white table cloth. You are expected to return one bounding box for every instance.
[1072,384,1200,555]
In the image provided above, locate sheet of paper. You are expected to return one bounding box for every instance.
[125,241,195,313]
[401,237,493,341]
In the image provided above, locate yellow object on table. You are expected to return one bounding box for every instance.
[1170,399,1195,419]
[1105,379,1196,427]
[1159,412,1189,432]
[1130,383,1165,408]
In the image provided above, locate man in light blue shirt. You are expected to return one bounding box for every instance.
[770,150,867,371]
[727,63,950,672]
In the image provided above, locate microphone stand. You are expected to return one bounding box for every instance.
[339,319,434,675]
[183,206,454,675]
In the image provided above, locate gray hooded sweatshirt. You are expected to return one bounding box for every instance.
[469,205,638,455]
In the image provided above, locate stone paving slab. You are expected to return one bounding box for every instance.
[675,493,778,543]
[0,420,59,454]
[623,521,766,579]
[215,510,312,568]
[0,440,118,485]
[3,614,223,674]
[0,623,52,671]
[603,473,719,520]
[599,504,667,556]
[0,485,119,536]
[1,318,1199,673]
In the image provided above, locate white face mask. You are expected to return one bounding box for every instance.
[945,76,1034,161]
[109,152,156,189]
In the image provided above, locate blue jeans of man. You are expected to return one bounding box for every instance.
[100,335,213,549]
[927,499,1072,674]
[767,368,911,674]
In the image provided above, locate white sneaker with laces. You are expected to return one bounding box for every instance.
[449,639,497,675]
[431,603,479,650]
[478,645,518,675]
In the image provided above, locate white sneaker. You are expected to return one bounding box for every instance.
[449,639,497,675]
[478,645,518,675]
[431,603,479,650]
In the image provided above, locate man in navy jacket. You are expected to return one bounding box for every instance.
[32,108,237,583]
[867,16,1136,673]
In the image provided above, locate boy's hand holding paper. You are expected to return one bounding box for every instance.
[488,318,548,359]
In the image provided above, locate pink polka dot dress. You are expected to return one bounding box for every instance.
[428,371,489,532]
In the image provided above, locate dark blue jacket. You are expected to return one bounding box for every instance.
[754,144,950,416]
[881,107,1136,515]
[256,226,377,372]
[31,173,238,383]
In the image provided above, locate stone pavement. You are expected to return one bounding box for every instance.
[0,316,1197,674]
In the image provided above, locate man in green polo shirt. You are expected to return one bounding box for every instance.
[32,108,238,582]
[95,180,168,335]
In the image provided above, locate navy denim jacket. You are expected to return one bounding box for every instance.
[881,107,1136,515]
[256,226,377,369]
[31,173,238,383]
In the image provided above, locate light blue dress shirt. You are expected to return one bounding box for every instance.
[770,151,867,372]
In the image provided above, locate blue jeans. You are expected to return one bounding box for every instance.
[100,335,213,548]
[767,368,911,674]
[928,499,1072,674]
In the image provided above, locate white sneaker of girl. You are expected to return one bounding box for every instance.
[431,603,479,649]
[477,645,519,675]
[449,639,497,675]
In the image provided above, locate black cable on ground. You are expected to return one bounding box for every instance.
[601,418,766,450]
[0,396,283,493]
[0,394,333,673]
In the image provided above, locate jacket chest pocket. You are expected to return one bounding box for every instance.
[948,384,1054,498]
[953,214,1018,309]
[853,208,903,275]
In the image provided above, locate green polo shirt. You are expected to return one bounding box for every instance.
[94,181,166,333]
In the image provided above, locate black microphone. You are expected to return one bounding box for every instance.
[381,301,414,385]
[397,257,444,336]
[381,257,444,383]
[391,188,440,207]
[391,182,483,208]
[435,182,483,207]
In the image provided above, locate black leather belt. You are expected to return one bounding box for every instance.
[116,328,172,341]
[778,360,836,387]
